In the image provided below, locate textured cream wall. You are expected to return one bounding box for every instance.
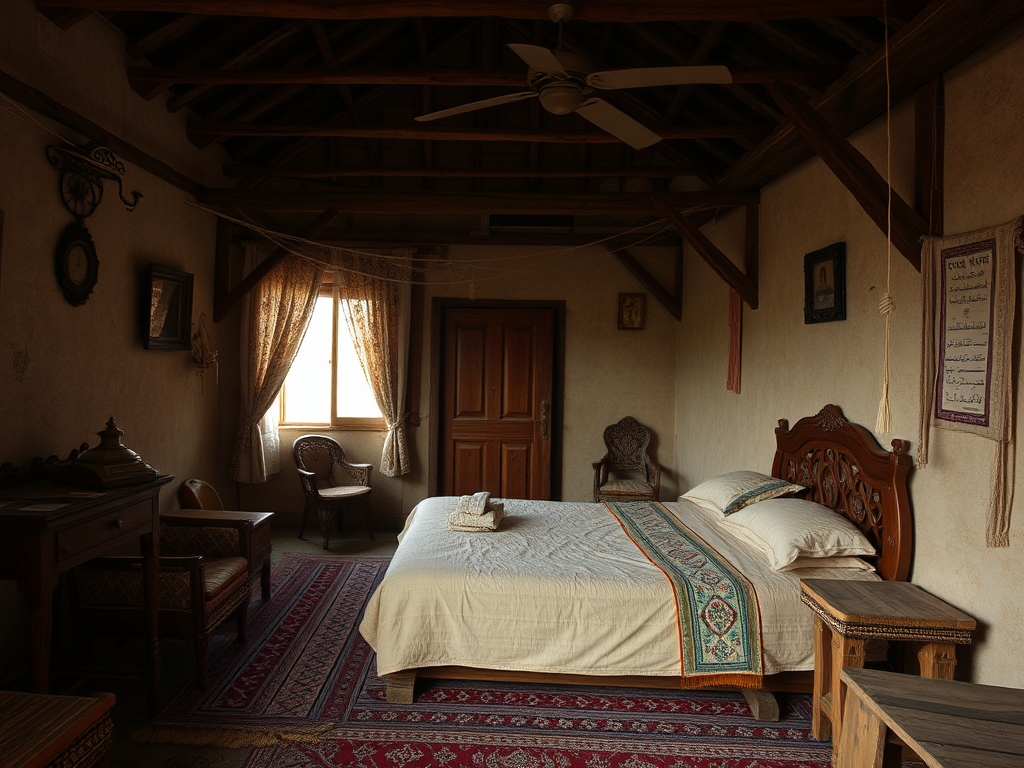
[0,2,236,678]
[675,32,1024,687]
[243,245,681,523]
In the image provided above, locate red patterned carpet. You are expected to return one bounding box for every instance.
[141,554,833,767]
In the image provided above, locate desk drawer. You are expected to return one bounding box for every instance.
[56,500,152,562]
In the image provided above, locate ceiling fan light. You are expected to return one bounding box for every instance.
[539,85,583,115]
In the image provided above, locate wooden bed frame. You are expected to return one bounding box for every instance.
[385,404,914,718]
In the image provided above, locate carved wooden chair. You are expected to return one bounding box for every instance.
[592,416,661,503]
[70,521,251,688]
[293,435,374,549]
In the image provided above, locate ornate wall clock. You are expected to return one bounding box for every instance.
[54,221,99,306]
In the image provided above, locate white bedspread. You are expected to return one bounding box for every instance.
[360,496,879,678]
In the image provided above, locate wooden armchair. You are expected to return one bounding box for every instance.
[293,435,373,549]
[592,416,661,503]
[170,479,274,602]
[70,522,251,688]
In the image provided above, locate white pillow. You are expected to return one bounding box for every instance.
[681,470,805,516]
[718,497,875,570]
[781,556,876,572]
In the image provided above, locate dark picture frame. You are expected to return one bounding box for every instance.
[618,293,645,330]
[145,264,193,349]
[803,242,846,324]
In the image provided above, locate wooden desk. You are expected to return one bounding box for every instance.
[0,476,172,711]
[0,691,114,768]
[838,667,1024,768]
[160,509,274,601]
[800,579,976,763]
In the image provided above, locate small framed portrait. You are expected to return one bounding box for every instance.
[803,242,846,324]
[145,264,193,349]
[618,293,645,330]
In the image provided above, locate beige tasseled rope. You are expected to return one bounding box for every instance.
[876,1,895,435]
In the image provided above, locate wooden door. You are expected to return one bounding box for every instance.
[442,307,554,499]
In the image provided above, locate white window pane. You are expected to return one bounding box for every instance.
[337,314,384,419]
[281,295,332,424]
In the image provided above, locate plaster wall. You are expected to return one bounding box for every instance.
[0,2,236,679]
[241,245,680,524]
[675,31,1024,687]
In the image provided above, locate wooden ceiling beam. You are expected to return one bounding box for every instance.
[659,21,729,128]
[125,65,836,87]
[187,123,773,143]
[38,8,91,29]
[263,229,683,247]
[718,0,1024,197]
[34,1,928,22]
[652,194,758,308]
[126,13,205,59]
[768,81,926,269]
[199,189,760,215]
[310,20,358,121]
[165,20,307,112]
[221,165,708,179]
[214,208,340,322]
[610,247,682,320]
[810,17,880,55]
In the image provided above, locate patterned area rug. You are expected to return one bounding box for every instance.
[140,554,833,767]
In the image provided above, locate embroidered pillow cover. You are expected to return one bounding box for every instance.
[681,470,805,516]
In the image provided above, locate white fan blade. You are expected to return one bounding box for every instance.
[576,98,662,150]
[508,43,567,76]
[415,91,537,122]
[587,65,733,90]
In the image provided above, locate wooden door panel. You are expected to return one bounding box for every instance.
[454,325,486,418]
[454,441,484,495]
[500,442,531,499]
[502,325,534,419]
[443,307,554,499]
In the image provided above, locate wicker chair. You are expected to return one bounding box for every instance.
[592,416,661,503]
[70,522,251,688]
[293,435,374,549]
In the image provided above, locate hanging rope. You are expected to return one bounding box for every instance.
[876,1,895,434]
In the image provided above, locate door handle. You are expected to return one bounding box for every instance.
[540,401,550,440]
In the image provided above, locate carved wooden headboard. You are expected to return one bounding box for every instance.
[771,404,913,581]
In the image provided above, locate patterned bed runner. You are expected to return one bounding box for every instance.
[604,500,764,688]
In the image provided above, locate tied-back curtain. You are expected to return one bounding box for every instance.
[231,243,324,483]
[337,250,414,477]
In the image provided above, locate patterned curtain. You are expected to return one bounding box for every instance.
[338,250,414,477]
[231,244,323,483]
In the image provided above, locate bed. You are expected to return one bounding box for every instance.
[360,405,913,714]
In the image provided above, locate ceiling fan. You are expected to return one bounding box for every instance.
[415,3,733,150]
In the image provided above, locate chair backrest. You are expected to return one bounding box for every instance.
[178,479,224,510]
[293,435,346,483]
[602,416,652,472]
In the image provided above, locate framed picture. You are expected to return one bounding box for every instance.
[618,293,645,330]
[145,264,193,349]
[804,242,846,324]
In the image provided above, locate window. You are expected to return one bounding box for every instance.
[279,280,384,429]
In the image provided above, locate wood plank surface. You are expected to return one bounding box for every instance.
[841,668,1024,768]
[801,580,976,630]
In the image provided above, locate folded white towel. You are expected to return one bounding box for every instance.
[449,494,505,532]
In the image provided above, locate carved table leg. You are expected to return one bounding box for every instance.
[386,671,417,704]
[811,615,832,741]
[915,641,956,680]
[830,633,866,765]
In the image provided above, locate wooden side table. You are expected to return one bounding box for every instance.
[161,509,273,602]
[800,579,976,763]
[0,691,114,768]
[838,667,1024,768]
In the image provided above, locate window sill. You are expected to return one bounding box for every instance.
[280,423,387,433]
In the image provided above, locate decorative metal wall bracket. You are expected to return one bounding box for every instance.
[46,142,142,219]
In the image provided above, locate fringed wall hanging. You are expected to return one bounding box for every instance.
[918,218,1021,547]
[727,288,742,393]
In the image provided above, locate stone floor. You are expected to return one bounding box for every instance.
[33,523,399,768]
